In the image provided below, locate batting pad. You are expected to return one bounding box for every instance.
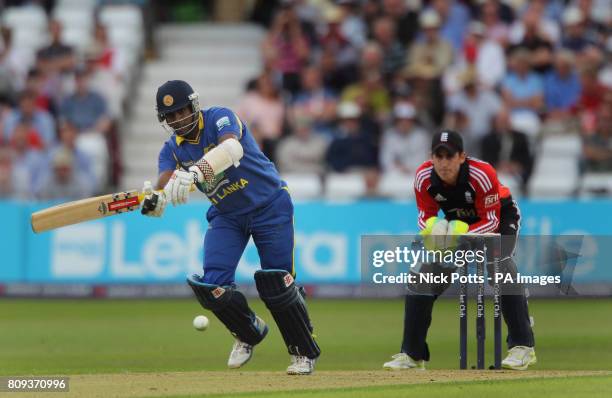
[254,269,321,359]
[187,274,267,345]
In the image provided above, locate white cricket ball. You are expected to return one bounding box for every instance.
[193,315,209,331]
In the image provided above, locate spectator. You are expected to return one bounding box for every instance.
[481,108,534,192]
[341,43,391,120]
[381,0,419,47]
[447,68,502,155]
[380,102,429,175]
[0,147,14,198]
[501,49,544,128]
[461,21,506,88]
[542,50,582,134]
[60,67,112,136]
[8,121,45,151]
[8,122,48,199]
[326,102,378,172]
[262,5,310,94]
[290,66,338,136]
[430,0,471,52]
[508,5,556,74]
[236,72,284,161]
[479,0,511,46]
[85,23,127,118]
[524,0,565,23]
[59,66,112,187]
[362,0,383,32]
[88,23,127,81]
[576,64,607,134]
[509,3,560,47]
[336,0,367,50]
[35,147,95,200]
[599,41,612,89]
[36,20,76,75]
[0,27,32,96]
[582,104,612,172]
[276,115,328,175]
[50,121,97,189]
[319,44,358,93]
[404,10,453,82]
[370,16,405,82]
[24,69,54,114]
[561,7,598,53]
[405,62,446,128]
[570,0,608,46]
[570,0,612,29]
[3,90,56,148]
[319,6,360,70]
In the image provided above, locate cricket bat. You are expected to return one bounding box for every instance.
[31,190,159,233]
[31,190,147,233]
[31,183,198,233]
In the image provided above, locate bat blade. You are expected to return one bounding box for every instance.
[31,190,144,233]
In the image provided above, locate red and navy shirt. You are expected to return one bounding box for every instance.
[414,158,505,233]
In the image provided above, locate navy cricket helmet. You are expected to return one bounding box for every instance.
[155,80,200,136]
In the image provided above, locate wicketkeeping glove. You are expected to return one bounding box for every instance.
[446,220,469,249]
[420,217,450,250]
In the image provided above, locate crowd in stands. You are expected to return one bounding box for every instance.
[0,1,138,200]
[245,0,612,197]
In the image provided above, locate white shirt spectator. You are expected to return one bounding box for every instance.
[448,87,502,141]
[381,104,430,175]
[475,40,506,88]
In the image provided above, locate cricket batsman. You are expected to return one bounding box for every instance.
[140,80,320,375]
[383,130,536,371]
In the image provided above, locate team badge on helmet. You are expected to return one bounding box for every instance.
[163,95,174,106]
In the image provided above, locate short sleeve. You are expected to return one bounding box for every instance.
[210,107,243,142]
[158,142,177,174]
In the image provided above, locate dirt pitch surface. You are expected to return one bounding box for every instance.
[12,370,611,398]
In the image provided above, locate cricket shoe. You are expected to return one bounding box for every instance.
[227,316,268,369]
[383,353,425,370]
[286,355,316,375]
[502,346,537,370]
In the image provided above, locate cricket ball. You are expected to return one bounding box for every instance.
[193,315,209,331]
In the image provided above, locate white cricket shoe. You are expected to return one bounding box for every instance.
[383,353,425,370]
[227,316,268,369]
[286,355,316,375]
[502,346,537,370]
[227,339,253,369]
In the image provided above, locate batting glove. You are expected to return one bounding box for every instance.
[163,169,196,206]
[141,180,167,217]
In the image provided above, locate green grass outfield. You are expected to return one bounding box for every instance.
[1,298,611,397]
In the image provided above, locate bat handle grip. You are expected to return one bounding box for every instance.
[141,192,159,215]
[140,184,196,215]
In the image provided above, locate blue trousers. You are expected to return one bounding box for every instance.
[202,189,294,285]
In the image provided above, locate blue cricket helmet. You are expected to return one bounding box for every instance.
[155,80,200,135]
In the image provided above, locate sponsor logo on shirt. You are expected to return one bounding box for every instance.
[434,193,447,202]
[451,208,477,218]
[216,116,231,131]
[484,193,499,208]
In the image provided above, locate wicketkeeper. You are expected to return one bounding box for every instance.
[140,80,320,375]
[383,130,536,371]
